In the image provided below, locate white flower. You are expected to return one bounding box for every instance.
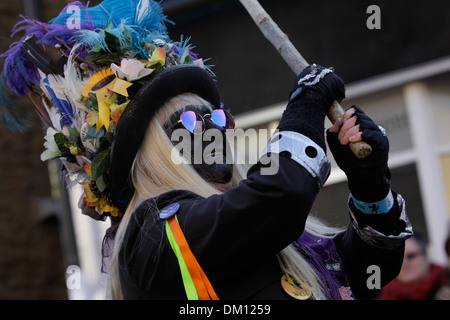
[111,58,154,82]
[193,58,204,68]
[153,39,166,46]
[40,127,62,161]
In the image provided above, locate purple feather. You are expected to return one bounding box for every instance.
[1,44,40,96]
[1,12,96,96]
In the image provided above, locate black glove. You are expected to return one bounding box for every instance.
[278,64,345,151]
[326,105,390,203]
[327,106,407,235]
[289,64,346,107]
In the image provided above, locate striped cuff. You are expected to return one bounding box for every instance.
[350,190,394,214]
[264,131,331,190]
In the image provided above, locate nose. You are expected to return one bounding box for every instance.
[204,117,226,133]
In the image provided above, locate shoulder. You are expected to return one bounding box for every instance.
[124,190,205,243]
[120,190,203,268]
[133,190,203,219]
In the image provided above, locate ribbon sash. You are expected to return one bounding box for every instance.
[165,216,219,300]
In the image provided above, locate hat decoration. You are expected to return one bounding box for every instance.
[0,0,214,222]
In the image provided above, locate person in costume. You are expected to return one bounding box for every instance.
[0,0,412,300]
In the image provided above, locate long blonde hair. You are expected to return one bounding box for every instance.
[107,93,341,299]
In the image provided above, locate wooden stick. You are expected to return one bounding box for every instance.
[239,0,372,159]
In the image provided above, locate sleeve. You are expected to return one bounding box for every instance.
[176,131,331,277]
[334,192,413,299]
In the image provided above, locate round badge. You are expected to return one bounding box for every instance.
[281,274,312,300]
[159,203,180,219]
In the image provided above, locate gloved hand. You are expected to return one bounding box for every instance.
[326,105,390,203]
[277,64,346,151]
[289,64,346,107]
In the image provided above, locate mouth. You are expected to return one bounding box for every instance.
[204,147,224,160]
[193,145,233,184]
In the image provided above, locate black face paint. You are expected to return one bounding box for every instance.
[165,105,234,185]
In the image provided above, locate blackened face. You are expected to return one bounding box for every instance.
[164,105,234,186]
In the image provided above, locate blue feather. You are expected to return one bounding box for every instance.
[69,1,172,55]
[136,0,151,26]
[0,72,33,132]
[43,78,74,128]
[50,0,171,32]
[74,28,109,52]
[103,22,133,51]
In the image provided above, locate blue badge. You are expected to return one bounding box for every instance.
[159,203,180,219]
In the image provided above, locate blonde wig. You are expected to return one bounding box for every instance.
[107,93,342,300]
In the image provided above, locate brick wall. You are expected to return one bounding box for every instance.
[0,0,70,300]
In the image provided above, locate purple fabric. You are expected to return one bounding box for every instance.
[101,217,121,273]
[295,232,355,300]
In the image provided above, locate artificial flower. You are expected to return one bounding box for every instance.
[97,97,111,131]
[68,145,83,156]
[86,110,98,127]
[84,164,92,177]
[104,77,132,97]
[82,68,133,100]
[110,100,130,123]
[111,58,154,82]
[82,68,116,98]
[82,181,101,207]
[40,127,62,161]
[193,58,205,68]
[147,47,166,66]
[81,181,121,217]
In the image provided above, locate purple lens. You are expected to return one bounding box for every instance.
[180,111,204,133]
[211,110,235,129]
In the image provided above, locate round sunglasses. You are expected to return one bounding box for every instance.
[165,109,235,134]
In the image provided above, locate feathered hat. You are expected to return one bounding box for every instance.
[0,0,220,223]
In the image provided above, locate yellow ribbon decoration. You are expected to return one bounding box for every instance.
[96,89,110,132]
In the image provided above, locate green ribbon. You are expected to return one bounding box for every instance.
[165,216,199,300]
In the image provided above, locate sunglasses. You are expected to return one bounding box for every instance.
[165,109,235,134]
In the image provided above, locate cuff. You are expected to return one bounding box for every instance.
[350,190,395,214]
[264,131,331,190]
[348,193,413,249]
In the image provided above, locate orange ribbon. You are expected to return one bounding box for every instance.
[167,216,219,300]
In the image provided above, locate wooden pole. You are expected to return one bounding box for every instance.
[239,0,372,159]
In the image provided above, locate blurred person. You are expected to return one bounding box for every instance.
[381,232,447,300]
[436,229,450,300]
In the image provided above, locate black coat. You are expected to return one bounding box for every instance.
[118,155,405,300]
